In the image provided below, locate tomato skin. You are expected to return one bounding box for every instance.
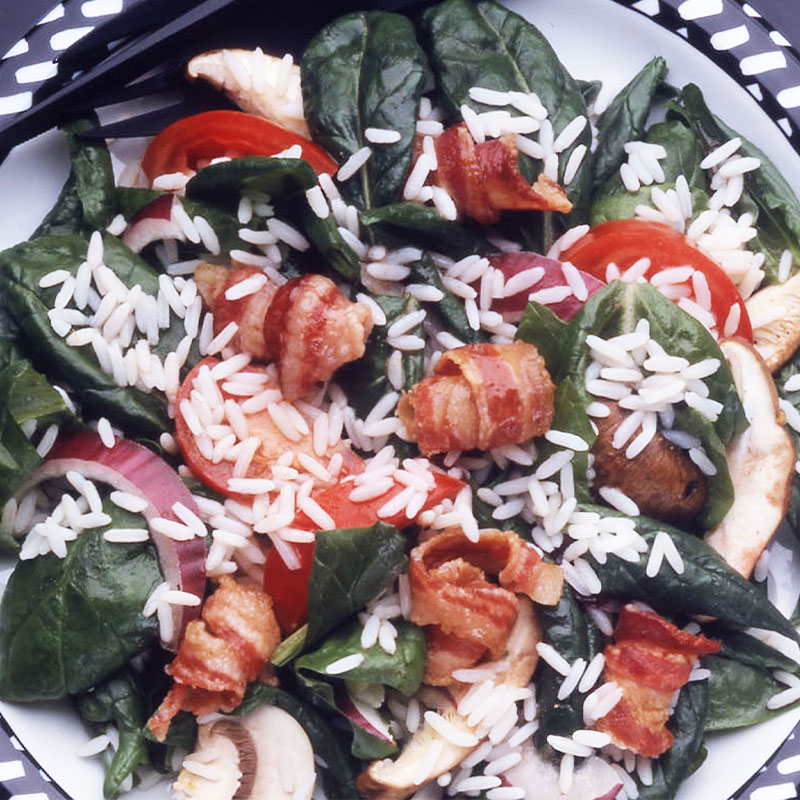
[264,472,464,633]
[559,219,753,340]
[488,251,605,320]
[141,110,337,179]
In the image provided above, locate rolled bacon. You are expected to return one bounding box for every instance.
[410,528,563,678]
[397,341,555,456]
[433,123,572,224]
[148,576,281,741]
[263,273,373,401]
[595,605,721,757]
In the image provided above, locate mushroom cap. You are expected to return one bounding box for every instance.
[357,597,541,800]
[746,271,800,372]
[186,49,309,138]
[704,339,795,577]
[173,705,316,800]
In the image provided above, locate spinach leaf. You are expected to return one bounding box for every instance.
[63,117,118,231]
[306,522,407,644]
[186,157,318,202]
[77,670,146,799]
[0,499,162,701]
[116,188,161,221]
[675,83,800,284]
[1,356,76,431]
[178,197,242,257]
[515,301,568,376]
[410,253,479,344]
[704,655,795,731]
[421,0,592,212]
[592,57,667,192]
[33,174,84,239]
[235,683,359,799]
[591,120,707,224]
[535,588,600,756]
[578,79,602,108]
[582,505,800,641]
[638,681,708,799]
[705,624,800,673]
[298,619,425,697]
[360,204,496,259]
[302,12,429,209]
[339,294,424,419]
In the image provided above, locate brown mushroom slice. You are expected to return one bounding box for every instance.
[173,705,315,800]
[746,271,800,371]
[357,598,541,800]
[590,403,707,527]
[186,49,309,138]
[704,339,795,577]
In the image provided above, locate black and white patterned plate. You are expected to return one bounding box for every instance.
[1,1,800,798]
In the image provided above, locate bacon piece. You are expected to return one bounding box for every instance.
[195,263,277,359]
[410,528,563,664]
[433,123,572,224]
[263,273,373,401]
[596,605,721,757]
[422,626,487,686]
[148,577,281,741]
[397,341,555,456]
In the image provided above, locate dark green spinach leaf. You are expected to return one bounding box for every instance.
[303,12,429,209]
[515,300,568,377]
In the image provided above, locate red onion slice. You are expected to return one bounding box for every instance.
[122,194,183,253]
[16,430,206,650]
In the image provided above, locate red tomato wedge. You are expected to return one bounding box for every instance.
[141,110,338,180]
[174,357,360,498]
[264,472,464,633]
[488,251,605,321]
[559,219,753,340]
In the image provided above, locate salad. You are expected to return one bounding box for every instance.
[1,1,800,799]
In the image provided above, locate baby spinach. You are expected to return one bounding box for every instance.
[340,294,424,420]
[0,500,161,701]
[421,0,592,213]
[583,506,800,642]
[674,83,800,284]
[705,624,800,673]
[703,655,796,731]
[302,11,429,209]
[592,57,667,193]
[306,522,408,645]
[235,684,359,799]
[638,681,708,799]
[33,174,84,239]
[535,587,601,757]
[298,619,425,697]
[515,300,568,376]
[360,204,496,259]
[78,670,147,799]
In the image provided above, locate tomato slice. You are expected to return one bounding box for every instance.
[487,251,605,321]
[559,219,753,340]
[174,357,360,498]
[264,472,464,633]
[141,110,338,180]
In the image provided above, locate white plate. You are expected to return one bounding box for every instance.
[0,1,799,798]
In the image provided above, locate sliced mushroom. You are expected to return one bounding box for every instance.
[746,270,800,371]
[503,741,622,800]
[590,403,707,527]
[173,705,315,800]
[357,598,541,800]
[704,339,795,577]
[187,49,309,138]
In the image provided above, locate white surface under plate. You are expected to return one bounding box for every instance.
[0,0,799,798]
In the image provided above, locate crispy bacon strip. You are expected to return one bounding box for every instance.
[433,123,572,224]
[195,263,277,359]
[263,273,373,400]
[398,341,555,456]
[410,528,563,669]
[148,577,281,741]
[423,626,488,686]
[596,605,721,757]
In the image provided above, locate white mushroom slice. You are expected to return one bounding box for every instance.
[503,741,622,800]
[187,49,310,138]
[745,271,800,371]
[357,598,542,800]
[173,705,316,800]
[704,339,795,577]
